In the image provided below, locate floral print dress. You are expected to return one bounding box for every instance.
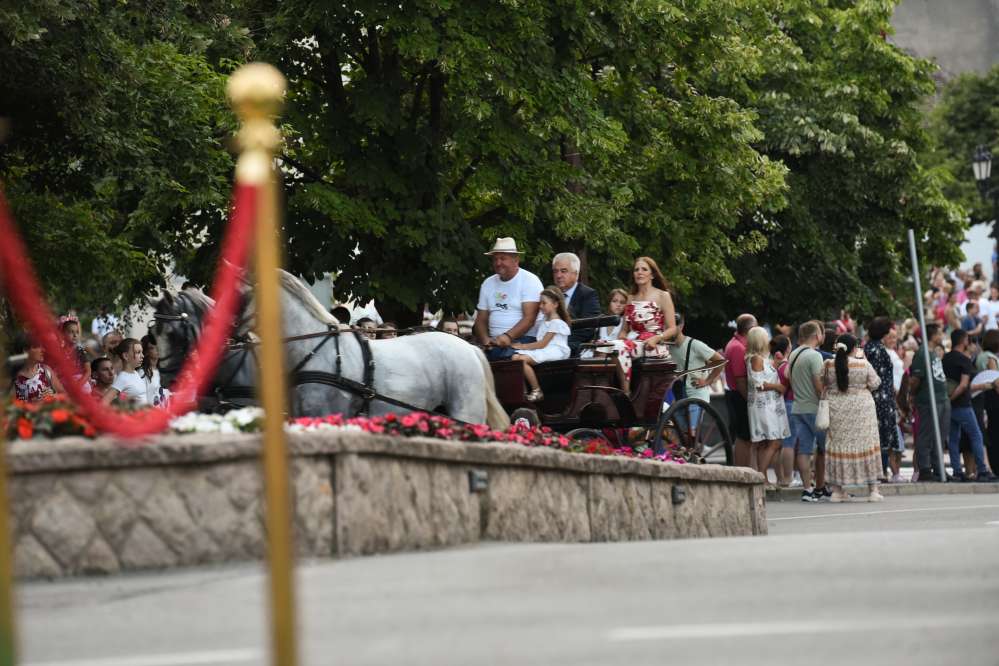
[14,365,55,403]
[609,300,671,379]
[863,339,900,452]
[822,358,883,486]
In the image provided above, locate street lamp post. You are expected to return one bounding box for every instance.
[972,144,997,234]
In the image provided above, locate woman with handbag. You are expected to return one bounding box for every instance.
[821,334,884,502]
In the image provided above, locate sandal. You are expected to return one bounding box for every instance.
[526,388,544,402]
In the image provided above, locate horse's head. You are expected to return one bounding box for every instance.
[151,288,214,383]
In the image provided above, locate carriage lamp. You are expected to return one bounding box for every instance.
[468,469,489,493]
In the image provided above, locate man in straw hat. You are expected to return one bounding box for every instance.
[474,237,544,361]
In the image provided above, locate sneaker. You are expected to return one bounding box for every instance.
[801,490,819,503]
[829,491,850,503]
[976,472,999,483]
[868,491,885,502]
[891,473,904,484]
[952,472,973,483]
[814,486,832,500]
[790,472,803,488]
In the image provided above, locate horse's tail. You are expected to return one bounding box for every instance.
[474,347,511,431]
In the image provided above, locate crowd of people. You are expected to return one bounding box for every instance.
[10,314,168,408]
[8,236,999,501]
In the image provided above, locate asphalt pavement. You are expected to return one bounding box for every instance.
[16,493,999,666]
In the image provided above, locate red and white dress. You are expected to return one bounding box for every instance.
[13,365,55,403]
[607,300,671,378]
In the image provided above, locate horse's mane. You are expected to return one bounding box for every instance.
[180,288,214,315]
[278,270,341,326]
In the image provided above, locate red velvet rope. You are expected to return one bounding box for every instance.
[0,183,258,438]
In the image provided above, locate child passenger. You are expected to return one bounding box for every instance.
[511,287,572,402]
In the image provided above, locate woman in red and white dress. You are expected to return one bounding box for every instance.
[610,256,677,392]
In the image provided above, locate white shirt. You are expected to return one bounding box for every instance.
[888,348,904,393]
[562,281,578,305]
[112,370,149,406]
[984,299,999,330]
[91,313,119,338]
[144,368,163,406]
[476,268,544,338]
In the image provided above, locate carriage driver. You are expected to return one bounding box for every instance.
[474,237,544,361]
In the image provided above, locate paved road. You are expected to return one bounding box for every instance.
[17,494,999,666]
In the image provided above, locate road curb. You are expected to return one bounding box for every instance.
[766,482,999,502]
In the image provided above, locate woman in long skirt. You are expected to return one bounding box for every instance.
[822,334,884,502]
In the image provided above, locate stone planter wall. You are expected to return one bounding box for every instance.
[7,432,766,579]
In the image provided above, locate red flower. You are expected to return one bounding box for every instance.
[17,418,33,440]
[50,409,70,424]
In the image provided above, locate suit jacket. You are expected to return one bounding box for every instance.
[567,282,602,356]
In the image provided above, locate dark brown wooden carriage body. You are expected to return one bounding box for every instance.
[490,356,678,430]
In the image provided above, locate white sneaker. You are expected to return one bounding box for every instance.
[790,472,803,488]
[891,473,904,484]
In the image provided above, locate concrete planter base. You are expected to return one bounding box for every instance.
[7,432,766,579]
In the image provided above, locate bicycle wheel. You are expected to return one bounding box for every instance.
[654,397,733,465]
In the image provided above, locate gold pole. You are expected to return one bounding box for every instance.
[228,63,297,666]
[0,321,17,666]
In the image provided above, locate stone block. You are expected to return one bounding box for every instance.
[335,454,479,556]
[139,475,221,563]
[291,458,334,557]
[588,476,655,542]
[31,486,98,569]
[93,481,139,552]
[483,468,590,542]
[119,520,178,570]
[14,534,63,579]
[77,536,120,575]
[672,482,753,538]
[63,471,110,503]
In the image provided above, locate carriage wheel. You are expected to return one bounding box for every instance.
[565,428,611,446]
[510,407,540,428]
[653,398,733,465]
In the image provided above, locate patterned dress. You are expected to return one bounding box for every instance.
[747,354,791,442]
[609,299,671,379]
[13,365,55,403]
[822,357,883,486]
[864,339,900,452]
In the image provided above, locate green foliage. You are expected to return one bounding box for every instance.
[0,1,248,312]
[924,65,999,229]
[689,0,967,328]
[0,0,968,335]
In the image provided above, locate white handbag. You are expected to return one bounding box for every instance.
[815,398,830,431]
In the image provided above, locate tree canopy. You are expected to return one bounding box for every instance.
[0,0,969,336]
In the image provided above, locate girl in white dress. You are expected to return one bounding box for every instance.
[746,326,790,479]
[512,287,572,402]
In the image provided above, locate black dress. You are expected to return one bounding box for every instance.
[863,339,900,452]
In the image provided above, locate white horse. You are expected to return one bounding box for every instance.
[153,270,510,429]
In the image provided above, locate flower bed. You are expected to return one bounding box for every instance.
[4,399,692,464]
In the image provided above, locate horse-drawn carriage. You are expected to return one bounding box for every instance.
[490,316,734,464]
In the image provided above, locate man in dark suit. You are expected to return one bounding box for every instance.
[552,252,602,357]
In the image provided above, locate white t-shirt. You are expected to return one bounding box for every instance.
[984,299,999,330]
[112,370,149,406]
[476,268,544,338]
[144,369,162,406]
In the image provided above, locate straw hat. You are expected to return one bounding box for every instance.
[484,237,522,255]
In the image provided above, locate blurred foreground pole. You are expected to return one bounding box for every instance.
[907,229,947,483]
[0,320,17,665]
[228,63,297,666]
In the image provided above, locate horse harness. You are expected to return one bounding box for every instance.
[218,326,436,417]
